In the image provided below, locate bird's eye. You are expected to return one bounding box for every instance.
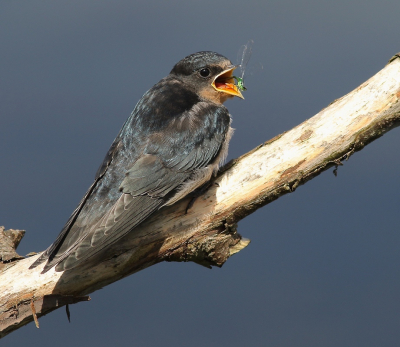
[199,68,211,78]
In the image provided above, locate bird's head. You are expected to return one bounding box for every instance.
[170,51,244,104]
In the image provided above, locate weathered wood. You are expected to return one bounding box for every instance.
[1,53,400,338]
[0,294,90,337]
[0,226,25,263]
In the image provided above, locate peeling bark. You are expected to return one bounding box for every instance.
[1,294,90,337]
[1,53,400,338]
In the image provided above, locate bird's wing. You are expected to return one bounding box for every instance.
[33,100,231,273]
[49,162,186,272]
[28,138,123,270]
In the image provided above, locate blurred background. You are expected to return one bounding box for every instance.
[1,1,400,346]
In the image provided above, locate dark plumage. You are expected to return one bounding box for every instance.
[29,51,243,273]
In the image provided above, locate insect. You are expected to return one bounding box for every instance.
[217,40,254,93]
[232,76,247,91]
[232,39,254,92]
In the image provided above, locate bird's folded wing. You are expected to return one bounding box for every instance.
[42,155,188,272]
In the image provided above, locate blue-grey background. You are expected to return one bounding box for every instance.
[2,1,400,346]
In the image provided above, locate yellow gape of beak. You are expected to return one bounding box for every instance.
[212,67,244,99]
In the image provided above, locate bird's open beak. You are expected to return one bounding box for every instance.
[212,66,244,99]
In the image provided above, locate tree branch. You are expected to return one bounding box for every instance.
[2,53,400,338]
[0,226,25,263]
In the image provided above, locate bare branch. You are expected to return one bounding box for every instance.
[1,53,400,338]
[0,226,25,263]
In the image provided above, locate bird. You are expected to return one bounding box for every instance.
[29,51,244,273]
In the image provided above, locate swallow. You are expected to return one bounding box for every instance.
[30,51,244,273]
